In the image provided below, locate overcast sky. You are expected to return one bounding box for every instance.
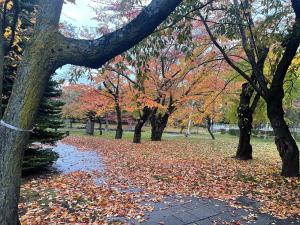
[56,0,99,84]
[61,0,97,27]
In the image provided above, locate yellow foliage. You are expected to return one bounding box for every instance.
[1,0,13,9]
[7,0,13,10]
[4,27,12,39]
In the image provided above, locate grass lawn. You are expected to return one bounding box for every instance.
[63,126,280,143]
[19,131,300,224]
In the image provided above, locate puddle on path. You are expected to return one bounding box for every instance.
[52,142,104,175]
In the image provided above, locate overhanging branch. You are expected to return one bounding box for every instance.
[56,0,182,69]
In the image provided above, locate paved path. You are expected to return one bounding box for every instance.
[53,143,300,225]
[141,196,299,225]
[52,142,104,174]
[108,195,300,225]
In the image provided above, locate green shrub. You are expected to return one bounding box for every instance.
[22,148,59,173]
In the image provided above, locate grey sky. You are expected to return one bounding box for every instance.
[57,0,99,84]
[61,0,97,27]
[57,0,149,84]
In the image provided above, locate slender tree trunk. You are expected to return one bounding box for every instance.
[150,113,169,141]
[99,119,102,135]
[69,119,73,128]
[236,83,254,160]
[267,92,299,177]
[105,117,109,132]
[185,101,195,137]
[115,105,123,139]
[207,116,215,140]
[180,125,184,134]
[186,119,192,137]
[86,113,95,135]
[129,121,134,131]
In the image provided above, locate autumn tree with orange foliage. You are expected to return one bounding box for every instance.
[62,84,114,135]
[140,41,239,141]
[94,57,130,139]
[61,84,88,124]
[199,0,300,176]
[170,59,241,139]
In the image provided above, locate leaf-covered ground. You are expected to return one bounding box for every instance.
[19,136,300,224]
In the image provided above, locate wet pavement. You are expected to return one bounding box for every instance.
[108,195,300,225]
[52,142,104,174]
[137,196,299,225]
[52,142,300,225]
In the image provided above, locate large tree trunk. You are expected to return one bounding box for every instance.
[0,129,28,225]
[151,123,164,141]
[0,17,4,118]
[267,91,299,177]
[133,121,144,143]
[0,2,64,222]
[236,83,254,160]
[133,107,151,143]
[0,13,63,225]
[150,113,169,141]
[265,1,300,177]
[115,105,123,139]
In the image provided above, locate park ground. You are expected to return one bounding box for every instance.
[19,130,300,224]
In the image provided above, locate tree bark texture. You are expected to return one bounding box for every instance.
[133,107,151,143]
[0,0,183,223]
[0,17,3,118]
[133,121,144,144]
[236,83,254,160]
[267,91,299,177]
[115,104,123,139]
[150,113,169,141]
[206,116,215,140]
[0,2,64,223]
[86,112,95,135]
[266,7,300,176]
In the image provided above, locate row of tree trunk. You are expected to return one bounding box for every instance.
[83,106,170,144]
[235,82,299,177]
[84,81,298,177]
[85,114,122,138]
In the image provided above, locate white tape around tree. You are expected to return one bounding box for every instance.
[0,120,33,132]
